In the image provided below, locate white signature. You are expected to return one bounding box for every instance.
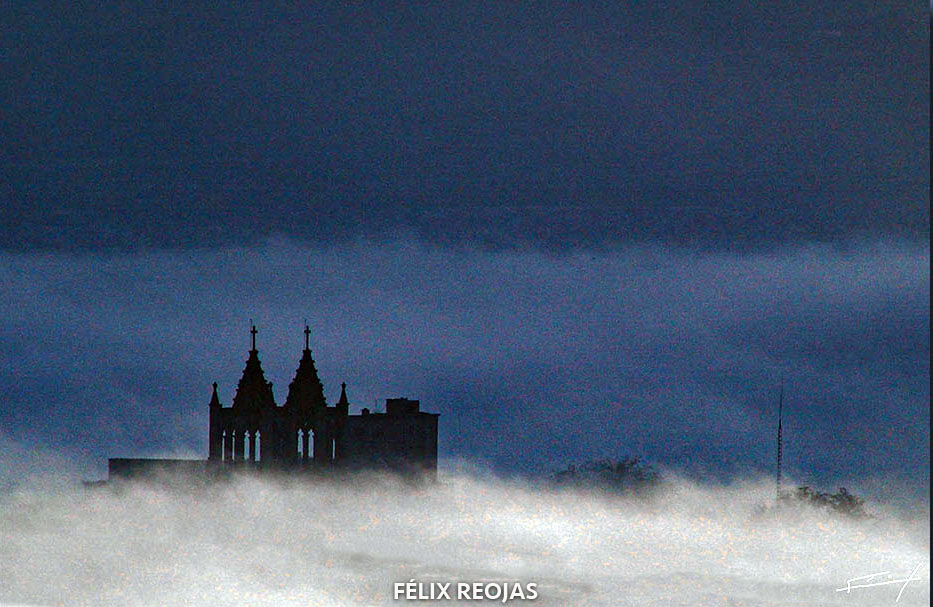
[836,562,924,603]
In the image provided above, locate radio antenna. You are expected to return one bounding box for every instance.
[776,374,784,503]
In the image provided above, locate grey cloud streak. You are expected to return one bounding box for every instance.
[0,238,927,503]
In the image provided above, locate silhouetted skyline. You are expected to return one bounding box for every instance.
[0,3,928,503]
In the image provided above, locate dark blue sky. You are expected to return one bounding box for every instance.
[0,4,928,501]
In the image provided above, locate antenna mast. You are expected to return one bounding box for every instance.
[776,374,784,503]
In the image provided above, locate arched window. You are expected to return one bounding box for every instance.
[298,429,314,462]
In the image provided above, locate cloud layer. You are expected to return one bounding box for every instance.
[0,238,927,502]
[0,471,928,606]
[1,4,927,251]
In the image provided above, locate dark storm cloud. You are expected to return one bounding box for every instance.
[0,3,927,509]
[0,240,927,502]
[1,3,928,250]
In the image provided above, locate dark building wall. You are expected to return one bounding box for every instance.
[340,399,438,475]
[109,458,213,481]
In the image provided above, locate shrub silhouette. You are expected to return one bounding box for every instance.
[780,485,869,518]
[551,457,661,496]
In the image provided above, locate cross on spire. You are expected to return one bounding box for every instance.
[250,321,258,351]
[304,323,311,351]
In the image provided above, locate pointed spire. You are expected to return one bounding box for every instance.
[209,382,220,407]
[232,331,276,410]
[337,382,349,409]
[285,330,326,410]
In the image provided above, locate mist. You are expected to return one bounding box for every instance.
[1,3,926,604]
[1,239,927,603]
[0,467,927,606]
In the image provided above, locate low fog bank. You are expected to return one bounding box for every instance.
[0,470,927,606]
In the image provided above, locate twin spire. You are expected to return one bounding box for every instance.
[247,321,312,352]
[227,322,339,412]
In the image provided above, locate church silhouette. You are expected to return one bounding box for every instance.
[107,325,438,481]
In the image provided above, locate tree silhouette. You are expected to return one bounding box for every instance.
[829,487,867,517]
[551,457,661,496]
[781,485,869,518]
